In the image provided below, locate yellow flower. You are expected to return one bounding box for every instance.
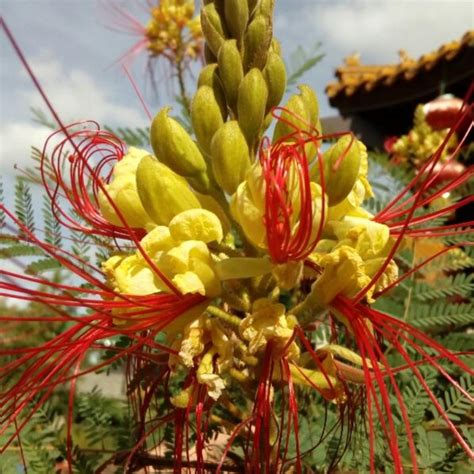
[240,298,300,360]
[310,246,372,305]
[230,162,267,248]
[103,209,223,298]
[98,147,154,229]
[145,0,203,61]
[329,217,391,259]
[174,316,234,400]
[231,160,326,257]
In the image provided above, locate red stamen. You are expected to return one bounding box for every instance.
[261,130,325,263]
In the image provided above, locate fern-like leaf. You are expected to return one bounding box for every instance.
[409,303,474,330]
[104,125,150,147]
[413,274,474,302]
[25,258,62,275]
[431,375,474,423]
[0,243,44,259]
[14,180,36,236]
[286,43,324,89]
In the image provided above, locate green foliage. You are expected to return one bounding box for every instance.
[14,179,36,235]
[431,375,473,423]
[43,195,62,248]
[0,178,5,228]
[409,302,474,331]
[104,125,150,148]
[286,43,324,90]
[414,273,474,302]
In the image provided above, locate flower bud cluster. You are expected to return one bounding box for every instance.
[392,104,458,166]
[145,0,203,61]
[98,1,398,410]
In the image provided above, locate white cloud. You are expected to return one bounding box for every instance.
[0,122,50,174]
[1,52,148,175]
[23,52,147,127]
[313,0,473,62]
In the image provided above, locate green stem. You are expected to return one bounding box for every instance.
[175,57,191,114]
[207,305,242,327]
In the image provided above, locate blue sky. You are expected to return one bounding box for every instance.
[1,0,473,176]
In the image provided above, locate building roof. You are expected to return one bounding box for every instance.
[326,31,474,108]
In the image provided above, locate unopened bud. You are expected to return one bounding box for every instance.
[248,0,259,14]
[198,64,228,119]
[211,121,251,194]
[225,0,249,41]
[218,39,244,111]
[136,156,201,225]
[255,0,275,18]
[201,3,226,57]
[98,147,154,229]
[263,51,286,111]
[270,38,282,56]
[273,85,321,157]
[243,14,272,70]
[321,135,366,206]
[204,44,217,64]
[247,0,259,15]
[298,85,321,133]
[273,94,309,142]
[237,68,268,147]
[150,107,207,180]
[191,86,225,155]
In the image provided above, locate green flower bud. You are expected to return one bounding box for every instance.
[243,14,272,70]
[204,44,217,64]
[198,64,228,120]
[211,121,251,195]
[187,172,211,194]
[255,0,275,18]
[98,147,154,229]
[201,3,226,56]
[225,0,249,41]
[298,84,321,133]
[217,39,244,111]
[150,107,207,180]
[273,85,321,153]
[237,68,268,147]
[247,0,259,15]
[321,136,366,206]
[191,86,225,155]
[270,38,282,56]
[263,51,287,111]
[273,94,309,142]
[136,156,201,225]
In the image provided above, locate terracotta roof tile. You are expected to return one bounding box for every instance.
[326,31,474,99]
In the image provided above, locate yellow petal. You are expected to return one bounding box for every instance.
[169,209,223,243]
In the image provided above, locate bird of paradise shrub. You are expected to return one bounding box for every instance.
[1,2,473,473]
